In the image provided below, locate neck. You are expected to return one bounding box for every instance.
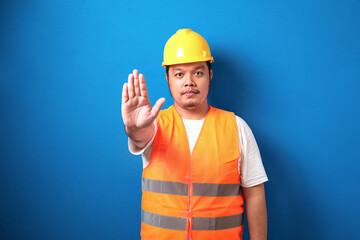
[174,102,210,120]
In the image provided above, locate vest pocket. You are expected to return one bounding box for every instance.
[222,158,238,164]
[221,158,240,181]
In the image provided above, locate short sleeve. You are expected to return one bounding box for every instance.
[236,116,268,187]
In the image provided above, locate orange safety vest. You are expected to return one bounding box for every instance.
[141,105,244,240]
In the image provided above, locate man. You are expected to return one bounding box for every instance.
[122,29,268,240]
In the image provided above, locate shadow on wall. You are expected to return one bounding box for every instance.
[209,51,323,240]
[258,138,323,240]
[208,51,250,114]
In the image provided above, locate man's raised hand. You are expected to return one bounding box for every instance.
[122,69,165,130]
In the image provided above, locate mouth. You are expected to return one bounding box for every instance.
[181,88,200,96]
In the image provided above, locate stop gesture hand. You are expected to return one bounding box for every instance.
[122,69,165,130]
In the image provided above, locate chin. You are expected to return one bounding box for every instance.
[183,102,200,109]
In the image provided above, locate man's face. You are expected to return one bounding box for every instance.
[166,61,213,111]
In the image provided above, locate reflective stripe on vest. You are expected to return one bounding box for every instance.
[142,209,244,231]
[142,178,242,197]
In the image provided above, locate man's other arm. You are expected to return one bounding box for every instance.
[242,183,267,240]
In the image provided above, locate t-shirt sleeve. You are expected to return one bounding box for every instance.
[128,120,157,168]
[236,116,268,188]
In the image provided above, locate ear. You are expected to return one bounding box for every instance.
[165,72,169,82]
[210,69,213,81]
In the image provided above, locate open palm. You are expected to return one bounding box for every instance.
[122,69,165,129]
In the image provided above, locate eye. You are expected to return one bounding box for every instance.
[194,71,203,76]
[175,72,183,77]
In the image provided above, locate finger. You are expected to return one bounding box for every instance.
[150,98,166,119]
[122,83,129,103]
[128,73,135,98]
[134,73,140,96]
[133,69,139,81]
[139,73,148,98]
[133,69,140,96]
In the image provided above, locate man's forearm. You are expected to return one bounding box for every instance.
[125,122,155,149]
[242,184,267,240]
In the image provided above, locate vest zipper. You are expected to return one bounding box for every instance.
[187,153,193,240]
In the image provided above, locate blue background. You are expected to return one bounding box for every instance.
[1,0,360,239]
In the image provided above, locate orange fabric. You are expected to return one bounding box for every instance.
[141,105,244,239]
[141,222,187,240]
[192,226,244,240]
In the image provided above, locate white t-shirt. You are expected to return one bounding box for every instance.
[128,115,268,188]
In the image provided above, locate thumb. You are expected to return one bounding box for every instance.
[150,97,165,118]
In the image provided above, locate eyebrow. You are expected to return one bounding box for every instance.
[173,66,205,71]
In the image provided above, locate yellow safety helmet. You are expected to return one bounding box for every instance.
[162,29,214,67]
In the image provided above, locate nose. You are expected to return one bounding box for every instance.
[184,73,195,87]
